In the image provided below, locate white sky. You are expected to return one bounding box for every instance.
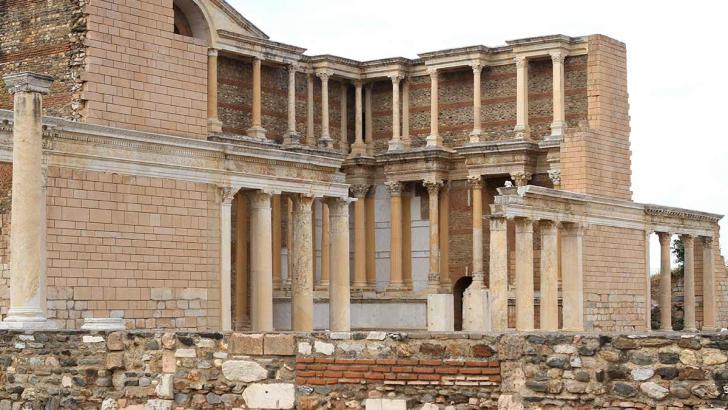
[231,0,728,268]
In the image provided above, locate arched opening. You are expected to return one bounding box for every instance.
[172,0,211,43]
[453,276,473,331]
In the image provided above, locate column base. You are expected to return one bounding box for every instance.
[247,126,267,139]
[0,313,58,330]
[81,317,126,331]
[468,130,482,144]
[349,142,367,157]
[513,125,532,141]
[208,118,223,133]
[548,121,566,140]
[318,136,334,149]
[388,139,404,151]
[425,134,442,147]
[283,131,300,146]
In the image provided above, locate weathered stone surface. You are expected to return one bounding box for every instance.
[264,334,296,356]
[679,350,700,366]
[221,360,267,382]
[612,382,637,397]
[107,332,124,351]
[230,334,264,355]
[655,367,679,380]
[658,351,680,364]
[669,381,692,399]
[156,374,174,399]
[691,383,720,399]
[702,349,728,365]
[640,381,669,399]
[314,340,335,355]
[243,383,294,409]
[631,368,654,381]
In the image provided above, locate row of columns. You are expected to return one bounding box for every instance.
[657,232,716,331]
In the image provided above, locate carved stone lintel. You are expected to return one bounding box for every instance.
[510,172,532,187]
[423,179,443,195]
[384,181,402,196]
[349,184,371,199]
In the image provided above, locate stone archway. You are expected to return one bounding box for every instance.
[453,276,473,331]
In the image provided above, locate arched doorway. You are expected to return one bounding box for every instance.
[453,276,473,331]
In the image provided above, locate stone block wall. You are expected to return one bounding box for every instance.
[2,330,728,409]
[81,0,209,138]
[0,0,86,119]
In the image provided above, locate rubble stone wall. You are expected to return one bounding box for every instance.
[1,331,728,409]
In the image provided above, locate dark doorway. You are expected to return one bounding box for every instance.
[453,276,473,331]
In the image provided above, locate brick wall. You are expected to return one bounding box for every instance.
[82,0,208,138]
[42,166,220,330]
[0,0,86,118]
[584,225,647,331]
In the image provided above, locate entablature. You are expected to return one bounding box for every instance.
[377,147,454,183]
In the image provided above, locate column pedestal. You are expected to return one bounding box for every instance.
[489,216,508,331]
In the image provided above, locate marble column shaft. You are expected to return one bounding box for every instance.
[306,74,315,146]
[250,191,273,331]
[515,217,534,331]
[207,49,222,132]
[682,234,696,331]
[234,194,249,327]
[350,81,366,155]
[489,216,508,331]
[658,232,672,331]
[365,192,377,288]
[319,201,330,289]
[328,198,351,331]
[247,58,266,138]
[703,237,716,330]
[550,51,567,138]
[388,74,404,151]
[284,66,298,144]
[424,180,443,290]
[561,223,584,331]
[426,69,441,147]
[291,195,314,331]
[386,182,404,289]
[469,176,484,284]
[351,185,370,289]
[317,71,333,148]
[219,187,236,331]
[402,79,410,147]
[470,63,482,142]
[271,195,282,290]
[340,82,348,153]
[540,220,559,331]
[514,56,530,140]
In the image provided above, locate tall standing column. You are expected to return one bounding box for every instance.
[385,181,404,290]
[365,190,377,289]
[644,230,652,330]
[317,71,333,149]
[702,237,716,331]
[515,217,534,331]
[328,198,351,331]
[272,195,282,290]
[350,81,366,156]
[438,185,450,287]
[469,62,483,143]
[549,50,567,139]
[319,201,330,289]
[402,191,412,289]
[489,216,508,331]
[218,187,237,331]
[388,74,404,151]
[0,72,55,330]
[340,82,348,153]
[307,73,315,146]
[424,179,443,291]
[284,65,299,145]
[247,57,266,138]
[682,234,696,331]
[285,196,294,289]
[426,69,442,147]
[540,220,559,330]
[513,56,531,141]
[250,191,273,331]
[350,185,370,289]
[402,79,410,148]
[291,194,314,331]
[561,222,584,331]
[207,49,222,133]
[469,176,484,286]
[658,232,672,331]
[234,194,249,328]
[364,84,374,154]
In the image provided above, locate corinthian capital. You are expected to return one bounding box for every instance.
[467,175,482,189]
[513,55,527,69]
[315,70,333,82]
[218,186,237,204]
[423,179,443,195]
[426,67,438,79]
[510,171,532,187]
[550,50,567,64]
[349,184,371,198]
[384,181,403,196]
[389,73,405,84]
[471,62,483,74]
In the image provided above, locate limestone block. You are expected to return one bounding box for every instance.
[82,335,104,344]
[230,333,264,355]
[156,374,174,399]
[462,287,491,331]
[242,383,294,409]
[174,349,196,358]
[298,342,312,354]
[427,294,454,331]
[314,340,335,355]
[221,360,268,382]
[145,399,173,410]
[82,318,126,331]
[264,334,295,356]
[365,398,408,410]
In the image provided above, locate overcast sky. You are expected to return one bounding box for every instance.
[231,0,728,267]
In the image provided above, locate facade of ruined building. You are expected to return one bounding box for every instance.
[0,0,725,334]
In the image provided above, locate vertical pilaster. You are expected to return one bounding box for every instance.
[470,62,483,143]
[388,74,404,151]
[247,57,266,138]
[682,234,696,331]
[284,65,299,145]
[328,198,351,331]
[426,68,442,147]
[365,190,377,289]
[317,71,333,149]
[272,195,282,290]
[207,49,222,133]
[386,181,404,290]
[549,50,567,139]
[489,216,508,331]
[234,194,249,328]
[424,179,443,290]
[402,78,410,148]
[540,220,559,330]
[561,222,584,331]
[306,73,315,146]
[350,80,366,156]
[350,185,370,289]
[702,237,716,331]
[340,82,348,153]
[218,187,236,332]
[291,194,314,331]
[658,232,672,331]
[0,72,55,330]
[250,191,273,331]
[514,55,531,141]
[515,217,534,331]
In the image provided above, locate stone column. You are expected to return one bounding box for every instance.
[489,216,508,331]
[291,194,314,331]
[470,62,483,143]
[272,195,282,290]
[0,72,55,330]
[561,222,584,331]
[644,230,652,330]
[285,196,294,289]
[469,176,484,285]
[365,191,377,289]
[702,237,716,331]
[207,49,222,133]
[350,185,370,289]
[426,68,442,147]
[317,71,333,149]
[682,234,696,331]
[402,79,410,148]
[319,202,330,289]
[340,82,348,153]
[513,56,531,141]
[385,181,404,290]
[250,191,273,331]
[401,191,412,289]
[284,65,299,145]
[307,73,315,146]
[549,50,567,139]
[438,185,450,287]
[247,57,266,138]
[424,179,443,290]
[350,80,366,156]
[364,84,374,154]
[540,220,559,330]
[234,194,249,328]
[657,232,672,331]
[515,217,534,331]
[328,197,351,331]
[388,74,404,151]
[218,187,236,331]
